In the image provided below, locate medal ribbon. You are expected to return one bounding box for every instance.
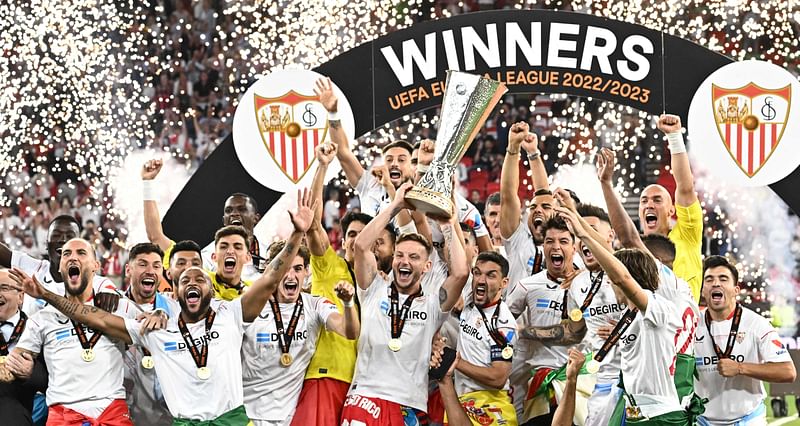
[561,289,569,320]
[594,308,638,362]
[177,309,216,369]
[0,311,27,355]
[269,296,304,356]
[705,304,743,359]
[530,246,544,276]
[72,319,103,352]
[389,284,422,340]
[476,303,508,348]
[578,271,605,313]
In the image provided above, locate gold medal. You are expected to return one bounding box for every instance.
[388,338,402,352]
[585,359,600,374]
[280,353,294,367]
[501,346,513,360]
[81,348,95,362]
[0,355,6,364]
[141,356,154,370]
[196,366,211,380]
[569,308,583,322]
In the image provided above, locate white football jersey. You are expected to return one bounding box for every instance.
[509,270,571,371]
[502,222,541,300]
[16,297,138,416]
[455,301,516,395]
[349,275,446,411]
[618,291,683,419]
[13,251,121,316]
[125,299,246,421]
[241,293,338,422]
[655,262,700,356]
[695,306,792,423]
[200,239,269,283]
[566,270,626,382]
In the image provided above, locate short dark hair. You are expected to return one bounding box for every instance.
[381,140,414,155]
[228,192,258,213]
[460,222,477,245]
[614,248,659,291]
[267,240,310,267]
[50,215,81,231]
[486,192,501,206]
[576,204,609,224]
[642,234,676,263]
[170,240,203,263]
[341,211,373,235]
[542,216,573,241]
[396,233,432,256]
[128,242,164,263]
[381,223,397,245]
[476,251,509,277]
[564,189,581,205]
[214,225,249,246]
[703,255,739,284]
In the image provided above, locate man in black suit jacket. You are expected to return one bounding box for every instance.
[1,270,48,425]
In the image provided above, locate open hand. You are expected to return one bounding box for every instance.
[596,148,615,184]
[289,188,316,233]
[136,310,168,335]
[314,77,338,113]
[8,268,46,300]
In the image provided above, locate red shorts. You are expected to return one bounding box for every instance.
[427,388,445,424]
[48,399,132,426]
[340,394,429,426]
[291,378,350,426]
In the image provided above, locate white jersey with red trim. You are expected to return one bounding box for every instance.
[241,293,338,422]
[455,301,517,395]
[12,251,120,316]
[656,262,700,356]
[618,291,683,419]
[695,306,792,423]
[125,299,246,421]
[566,270,626,382]
[16,297,138,417]
[350,275,446,411]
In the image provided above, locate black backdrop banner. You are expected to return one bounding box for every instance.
[161,9,799,245]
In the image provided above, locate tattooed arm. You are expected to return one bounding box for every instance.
[439,219,469,312]
[9,268,133,344]
[520,319,587,345]
[242,189,315,322]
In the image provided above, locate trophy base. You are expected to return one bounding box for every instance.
[405,186,454,220]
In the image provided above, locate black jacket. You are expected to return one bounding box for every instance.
[0,355,48,426]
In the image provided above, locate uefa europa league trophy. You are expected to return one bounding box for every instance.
[405,71,507,218]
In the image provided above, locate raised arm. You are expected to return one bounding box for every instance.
[9,268,132,344]
[323,281,360,339]
[657,114,697,207]
[141,159,173,251]
[596,148,647,251]
[308,143,336,257]
[354,183,412,289]
[241,189,315,322]
[499,122,527,239]
[552,348,585,426]
[314,77,363,187]
[520,129,549,192]
[439,217,469,312]
[557,207,649,312]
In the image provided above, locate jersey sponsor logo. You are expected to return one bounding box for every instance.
[535,298,564,312]
[696,354,745,366]
[379,299,428,320]
[255,330,309,343]
[163,330,221,351]
[460,319,483,341]
[54,325,100,341]
[586,303,626,317]
[620,333,637,346]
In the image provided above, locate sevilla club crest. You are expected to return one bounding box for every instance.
[254,91,328,183]
[712,83,790,178]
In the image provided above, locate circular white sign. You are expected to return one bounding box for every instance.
[233,69,355,192]
[688,60,800,187]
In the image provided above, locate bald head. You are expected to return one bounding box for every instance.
[638,184,675,236]
[59,238,98,298]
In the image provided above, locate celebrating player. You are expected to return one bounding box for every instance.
[695,256,796,425]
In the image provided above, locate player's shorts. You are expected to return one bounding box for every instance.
[427,387,445,425]
[585,382,622,426]
[48,399,132,426]
[448,389,517,426]
[341,394,429,426]
[291,377,350,426]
